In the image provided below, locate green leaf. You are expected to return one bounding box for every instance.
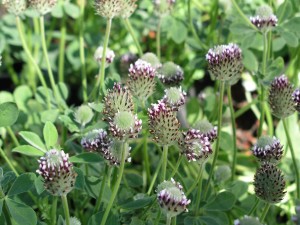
[64,3,80,19]
[204,191,236,211]
[12,145,44,157]
[70,153,103,164]
[43,122,58,149]
[242,49,258,72]
[40,109,59,123]
[206,211,229,225]
[84,176,111,201]
[219,132,233,151]
[59,115,80,133]
[0,102,19,127]
[284,17,300,37]
[0,91,14,104]
[57,82,69,101]
[5,198,37,225]
[226,180,248,200]
[8,173,35,196]
[88,102,104,113]
[34,176,45,195]
[13,85,33,111]
[130,217,145,225]
[74,167,85,190]
[230,22,256,35]
[169,19,188,44]
[184,216,203,225]
[119,195,155,210]
[51,3,64,18]
[281,31,298,47]
[0,199,3,217]
[88,211,120,225]
[124,173,143,188]
[199,216,220,225]
[19,131,47,153]
[0,171,16,194]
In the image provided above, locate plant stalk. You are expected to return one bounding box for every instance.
[282,118,300,198]
[61,195,70,225]
[100,141,127,225]
[166,215,172,225]
[94,164,108,213]
[147,156,163,195]
[0,148,19,176]
[156,17,162,60]
[248,197,259,215]
[58,10,66,83]
[51,197,58,225]
[162,145,169,181]
[227,86,237,180]
[123,18,143,56]
[203,81,225,199]
[15,16,51,109]
[259,203,270,222]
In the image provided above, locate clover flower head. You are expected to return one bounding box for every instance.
[29,0,57,15]
[119,0,137,18]
[153,0,176,16]
[252,136,283,164]
[193,120,217,143]
[103,83,134,121]
[254,163,286,204]
[250,5,278,33]
[268,75,295,118]
[127,59,156,101]
[141,52,162,69]
[104,140,132,165]
[94,46,115,68]
[206,43,243,82]
[36,149,77,196]
[148,101,180,146]
[94,0,123,18]
[157,62,184,86]
[179,129,212,163]
[156,178,191,218]
[292,89,300,112]
[2,0,28,15]
[162,86,186,111]
[81,129,112,153]
[109,111,142,140]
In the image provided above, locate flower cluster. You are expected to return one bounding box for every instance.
[141,52,162,69]
[252,136,283,164]
[156,62,184,86]
[37,149,77,196]
[156,178,191,218]
[29,0,57,15]
[268,75,295,118]
[162,86,186,111]
[2,0,28,16]
[148,101,180,146]
[253,163,286,204]
[206,43,243,82]
[292,89,300,112]
[193,120,218,142]
[94,0,137,19]
[250,5,278,33]
[153,0,176,16]
[179,129,212,162]
[94,46,115,67]
[127,59,156,101]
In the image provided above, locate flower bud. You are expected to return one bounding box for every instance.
[193,120,217,143]
[74,105,94,127]
[162,86,186,111]
[29,0,57,15]
[109,111,142,140]
[215,165,231,184]
[94,0,123,18]
[292,89,300,112]
[120,0,137,18]
[141,52,161,69]
[156,62,184,86]
[127,59,156,101]
[268,75,295,118]
[179,129,212,163]
[157,178,190,218]
[153,0,176,16]
[252,136,283,164]
[148,101,180,146]
[70,217,81,225]
[250,5,278,33]
[2,0,27,16]
[254,163,286,204]
[36,149,77,196]
[206,43,243,82]
[234,216,264,225]
[94,46,115,68]
[103,83,134,121]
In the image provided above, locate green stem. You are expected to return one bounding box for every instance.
[282,118,300,198]
[186,164,203,196]
[0,148,19,176]
[100,142,127,225]
[154,210,162,225]
[61,195,70,225]
[258,33,268,137]
[170,155,183,178]
[58,11,66,83]
[39,16,61,106]
[248,197,259,215]
[3,202,12,225]
[264,103,273,136]
[195,165,204,215]
[230,0,258,31]
[143,135,151,186]
[147,156,164,195]
[227,86,237,181]
[6,126,20,147]
[51,197,58,225]
[234,98,259,118]
[156,17,162,60]
[79,0,88,102]
[94,164,108,213]
[15,16,51,109]
[203,81,225,199]
[162,145,169,181]
[123,18,143,57]
[259,203,270,222]
[166,215,171,225]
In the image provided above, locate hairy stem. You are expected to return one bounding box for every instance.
[162,145,169,181]
[259,203,270,222]
[58,10,66,83]
[94,164,108,213]
[61,195,70,225]
[51,197,58,225]
[124,18,143,56]
[156,17,162,60]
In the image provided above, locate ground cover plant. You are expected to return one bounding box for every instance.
[0,0,300,224]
